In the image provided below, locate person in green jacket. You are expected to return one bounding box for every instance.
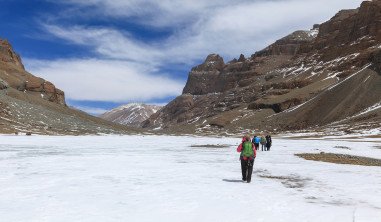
[237,135,257,183]
[260,135,266,151]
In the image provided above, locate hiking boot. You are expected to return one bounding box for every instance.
[242,178,247,181]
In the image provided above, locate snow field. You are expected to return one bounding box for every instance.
[0,135,380,222]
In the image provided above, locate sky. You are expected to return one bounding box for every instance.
[0,0,363,115]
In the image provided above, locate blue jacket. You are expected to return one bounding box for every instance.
[253,137,261,143]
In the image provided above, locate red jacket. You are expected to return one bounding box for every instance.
[237,137,257,159]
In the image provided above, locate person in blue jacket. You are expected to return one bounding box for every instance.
[253,135,261,150]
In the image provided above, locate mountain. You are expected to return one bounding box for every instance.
[142,0,381,136]
[100,103,162,127]
[0,38,136,135]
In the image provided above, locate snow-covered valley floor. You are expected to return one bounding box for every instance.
[0,135,381,222]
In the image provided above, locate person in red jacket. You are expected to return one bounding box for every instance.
[237,135,257,183]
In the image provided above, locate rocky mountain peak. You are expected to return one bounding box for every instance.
[238,54,246,62]
[0,38,66,105]
[100,103,162,127]
[192,54,225,72]
[316,0,381,50]
[0,39,24,70]
[205,53,224,63]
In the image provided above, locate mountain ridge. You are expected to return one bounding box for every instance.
[142,0,381,136]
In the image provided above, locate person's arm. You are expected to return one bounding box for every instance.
[237,143,243,152]
[252,143,257,158]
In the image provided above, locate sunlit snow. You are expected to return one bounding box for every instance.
[0,135,380,222]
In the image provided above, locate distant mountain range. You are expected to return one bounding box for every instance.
[142,0,381,136]
[100,103,162,127]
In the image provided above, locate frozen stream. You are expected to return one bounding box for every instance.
[0,135,380,222]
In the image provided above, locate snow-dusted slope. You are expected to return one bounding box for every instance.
[0,135,380,222]
[100,103,162,127]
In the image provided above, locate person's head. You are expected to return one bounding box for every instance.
[245,135,251,142]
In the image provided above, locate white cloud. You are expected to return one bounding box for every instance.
[43,25,163,64]
[24,58,184,102]
[71,105,109,116]
[46,0,363,62]
[31,0,364,106]
[58,0,251,28]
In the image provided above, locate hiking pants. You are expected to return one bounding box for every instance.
[266,143,271,151]
[241,158,254,182]
[261,144,265,151]
[254,143,259,150]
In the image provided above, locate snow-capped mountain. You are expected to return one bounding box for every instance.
[100,103,162,127]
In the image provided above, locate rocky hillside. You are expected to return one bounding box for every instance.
[142,0,381,136]
[0,39,65,105]
[0,39,136,135]
[100,103,162,127]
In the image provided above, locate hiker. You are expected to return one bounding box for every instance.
[260,135,266,151]
[237,135,256,183]
[265,134,272,151]
[253,135,260,150]
[252,135,258,150]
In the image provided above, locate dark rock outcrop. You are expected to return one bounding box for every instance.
[0,38,66,105]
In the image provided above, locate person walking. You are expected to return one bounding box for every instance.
[260,135,266,151]
[237,135,256,183]
[253,135,260,151]
[265,134,272,151]
[252,135,258,150]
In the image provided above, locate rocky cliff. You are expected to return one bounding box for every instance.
[0,39,65,105]
[100,103,162,127]
[143,0,381,136]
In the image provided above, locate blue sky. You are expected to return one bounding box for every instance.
[0,0,363,115]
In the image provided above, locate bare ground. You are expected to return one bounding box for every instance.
[296,153,381,167]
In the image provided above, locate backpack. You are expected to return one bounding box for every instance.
[242,141,254,157]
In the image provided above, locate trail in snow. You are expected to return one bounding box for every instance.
[0,135,380,222]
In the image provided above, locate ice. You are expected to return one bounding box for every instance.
[0,135,381,222]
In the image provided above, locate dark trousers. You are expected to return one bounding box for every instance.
[241,158,254,182]
[261,144,266,151]
[254,143,259,150]
[266,143,271,151]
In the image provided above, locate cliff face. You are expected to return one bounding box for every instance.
[0,39,65,105]
[143,0,381,135]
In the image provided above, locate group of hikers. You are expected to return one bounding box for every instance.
[236,134,272,183]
